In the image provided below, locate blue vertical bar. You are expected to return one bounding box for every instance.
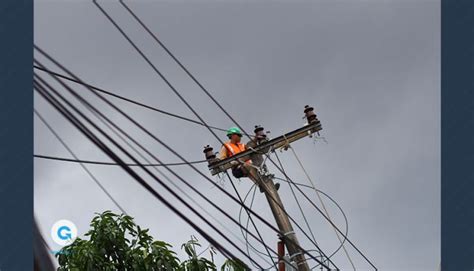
[0,0,33,270]
[442,0,474,270]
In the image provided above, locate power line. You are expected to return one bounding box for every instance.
[34,109,127,214]
[34,154,207,167]
[34,45,330,269]
[57,69,276,267]
[36,59,343,267]
[253,176,351,266]
[99,0,274,263]
[107,1,375,267]
[239,162,349,270]
[224,171,277,268]
[94,4,336,269]
[287,144,356,270]
[116,4,346,269]
[241,184,270,270]
[34,76,259,269]
[39,84,273,267]
[58,71,277,267]
[268,155,377,270]
[92,0,228,148]
[33,65,228,133]
[93,4,335,270]
[34,62,346,268]
[34,61,302,270]
[114,5,375,268]
[239,174,351,270]
[33,65,307,270]
[274,151,322,258]
[250,145,376,269]
[273,176,349,261]
[118,0,253,143]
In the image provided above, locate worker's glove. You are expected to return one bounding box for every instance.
[230,160,239,166]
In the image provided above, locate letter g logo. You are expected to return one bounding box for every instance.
[57,226,72,240]
[51,220,77,246]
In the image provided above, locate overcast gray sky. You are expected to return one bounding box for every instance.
[34,1,440,270]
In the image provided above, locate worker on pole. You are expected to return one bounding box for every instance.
[219,127,279,192]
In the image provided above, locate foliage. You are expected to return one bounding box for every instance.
[56,211,247,271]
[56,211,180,271]
[180,236,217,271]
[220,258,247,271]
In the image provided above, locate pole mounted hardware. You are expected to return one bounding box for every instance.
[202,105,323,271]
[204,105,322,175]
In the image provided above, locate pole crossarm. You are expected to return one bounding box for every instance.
[208,120,322,175]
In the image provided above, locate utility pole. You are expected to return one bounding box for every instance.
[204,105,322,271]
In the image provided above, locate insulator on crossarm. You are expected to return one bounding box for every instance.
[304,105,318,124]
[203,145,218,165]
[254,125,268,143]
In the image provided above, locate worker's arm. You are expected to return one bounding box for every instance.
[218,145,228,160]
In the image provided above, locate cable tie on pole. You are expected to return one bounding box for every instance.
[289,251,303,260]
[297,259,309,266]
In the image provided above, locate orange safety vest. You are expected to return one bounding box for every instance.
[223,142,252,164]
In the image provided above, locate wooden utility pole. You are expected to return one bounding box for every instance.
[204,105,322,271]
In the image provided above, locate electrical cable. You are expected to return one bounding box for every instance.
[92,4,331,267]
[287,144,355,270]
[224,170,277,268]
[112,3,370,265]
[66,79,274,267]
[239,184,284,271]
[91,98,278,268]
[244,174,350,269]
[34,154,207,167]
[34,67,303,270]
[35,51,329,269]
[34,65,229,133]
[34,109,127,215]
[267,155,377,270]
[37,82,336,268]
[35,82,244,266]
[34,78,259,269]
[250,142,376,270]
[35,75,262,266]
[274,151,322,259]
[118,0,252,145]
[274,177,349,260]
[34,45,331,270]
[34,69,299,270]
[91,4,275,265]
[115,3,369,268]
[245,186,261,268]
[240,184,269,270]
[115,2,374,267]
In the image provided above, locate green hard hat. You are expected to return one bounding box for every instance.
[226,127,242,137]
